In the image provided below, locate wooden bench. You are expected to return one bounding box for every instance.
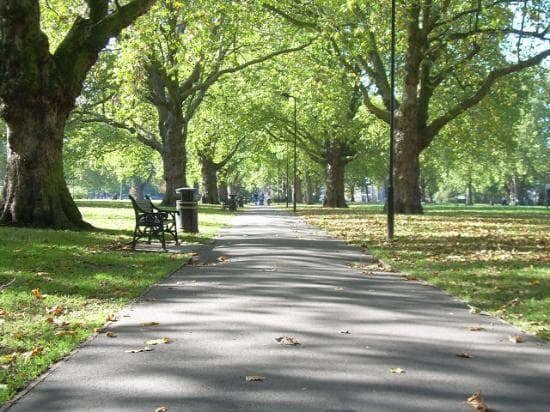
[129,195,179,250]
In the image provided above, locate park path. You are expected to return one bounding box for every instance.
[5,207,550,411]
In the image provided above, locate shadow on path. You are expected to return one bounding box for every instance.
[6,207,550,412]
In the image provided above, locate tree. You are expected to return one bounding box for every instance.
[264,66,364,208]
[266,0,549,213]
[83,0,312,206]
[0,0,154,228]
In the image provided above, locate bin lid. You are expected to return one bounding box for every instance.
[175,187,194,193]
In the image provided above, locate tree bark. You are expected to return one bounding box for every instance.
[305,173,315,204]
[393,129,423,213]
[294,176,303,203]
[1,107,89,228]
[200,157,220,204]
[324,148,348,208]
[218,176,228,203]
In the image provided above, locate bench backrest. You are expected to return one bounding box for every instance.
[129,194,154,216]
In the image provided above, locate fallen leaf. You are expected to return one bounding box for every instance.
[275,336,300,345]
[245,375,265,382]
[54,330,75,336]
[508,335,523,343]
[94,328,106,333]
[0,353,17,365]
[217,256,229,262]
[467,390,488,411]
[31,288,43,300]
[0,309,6,316]
[106,332,116,338]
[469,306,481,314]
[22,346,43,361]
[334,287,344,291]
[145,337,171,345]
[390,368,406,374]
[35,272,52,281]
[141,321,160,326]
[46,306,68,316]
[52,319,70,328]
[106,314,116,321]
[401,274,417,281]
[456,352,473,358]
[155,407,169,412]
[528,280,540,287]
[125,347,153,353]
[339,330,350,334]
[467,326,485,332]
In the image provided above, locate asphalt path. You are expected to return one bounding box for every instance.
[5,206,550,411]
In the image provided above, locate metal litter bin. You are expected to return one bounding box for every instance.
[175,187,198,233]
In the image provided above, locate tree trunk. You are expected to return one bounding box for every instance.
[1,108,89,229]
[218,177,228,203]
[294,176,303,203]
[349,184,355,202]
[305,173,315,204]
[129,177,148,201]
[393,129,423,213]
[200,157,219,204]
[159,112,187,206]
[466,178,474,205]
[325,151,347,208]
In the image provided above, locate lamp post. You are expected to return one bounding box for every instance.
[387,0,396,241]
[286,141,289,208]
[281,92,297,213]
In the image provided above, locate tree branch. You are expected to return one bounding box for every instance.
[76,111,163,152]
[53,0,155,95]
[425,48,550,150]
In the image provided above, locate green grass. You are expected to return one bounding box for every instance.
[301,203,550,340]
[0,200,236,405]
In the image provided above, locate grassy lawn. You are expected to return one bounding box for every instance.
[0,200,236,404]
[301,204,549,340]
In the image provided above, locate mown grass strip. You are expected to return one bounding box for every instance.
[301,204,549,340]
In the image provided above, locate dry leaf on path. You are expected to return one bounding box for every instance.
[155,407,169,412]
[509,335,523,343]
[106,332,116,338]
[334,287,344,291]
[339,330,350,334]
[390,368,406,374]
[275,336,300,345]
[106,314,116,322]
[402,274,417,281]
[467,326,485,332]
[145,337,171,345]
[125,347,153,353]
[141,321,160,326]
[467,390,488,411]
[245,375,265,382]
[217,256,229,262]
[456,352,473,358]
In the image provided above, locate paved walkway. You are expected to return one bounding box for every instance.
[6,207,550,411]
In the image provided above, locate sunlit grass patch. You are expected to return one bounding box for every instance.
[301,204,550,340]
[0,200,235,405]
